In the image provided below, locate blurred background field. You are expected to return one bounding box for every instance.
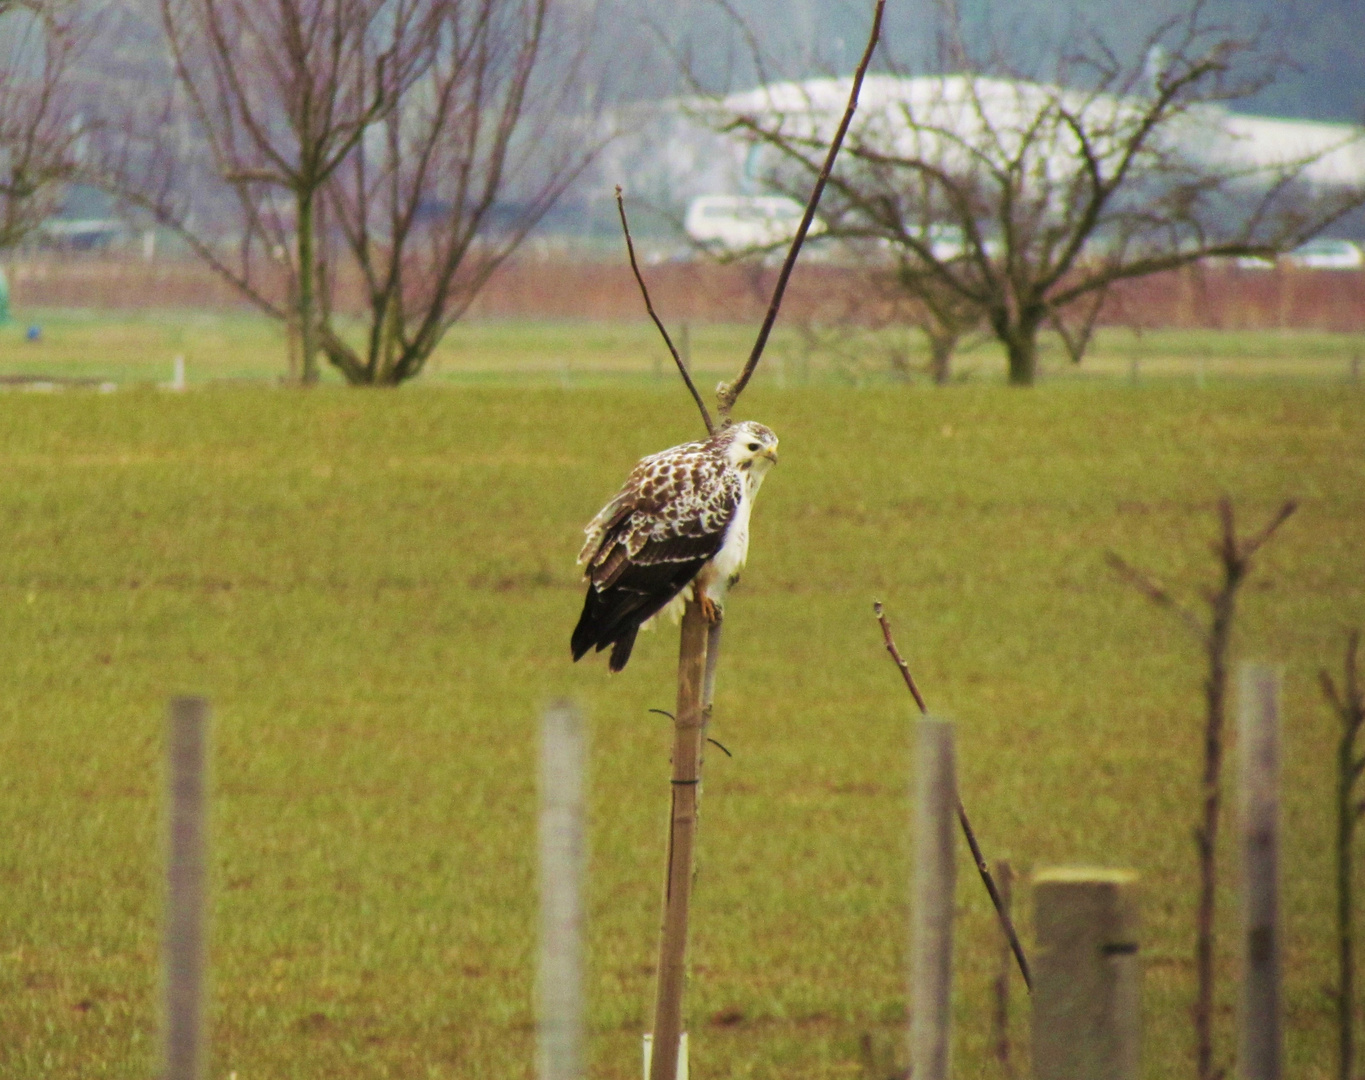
[0,377,1361,1078]
[1,307,1363,388]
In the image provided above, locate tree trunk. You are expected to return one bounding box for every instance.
[928,331,956,385]
[1004,327,1038,386]
[296,188,318,385]
[999,308,1037,387]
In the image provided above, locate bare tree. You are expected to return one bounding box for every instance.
[718,0,1365,385]
[1109,497,1296,1080]
[317,0,601,385]
[102,0,598,385]
[133,0,418,383]
[0,0,83,250]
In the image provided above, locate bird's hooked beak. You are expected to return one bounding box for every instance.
[762,443,779,464]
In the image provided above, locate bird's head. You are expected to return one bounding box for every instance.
[722,420,779,477]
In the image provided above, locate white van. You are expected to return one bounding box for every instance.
[684,195,825,253]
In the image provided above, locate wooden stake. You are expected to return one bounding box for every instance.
[539,702,587,1080]
[911,718,957,1080]
[649,598,709,1080]
[162,696,209,1080]
[1032,868,1141,1080]
[1238,664,1282,1080]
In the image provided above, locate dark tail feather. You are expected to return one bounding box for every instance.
[572,584,657,669]
[608,626,639,672]
[571,587,601,661]
[573,559,705,670]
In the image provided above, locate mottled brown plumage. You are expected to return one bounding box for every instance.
[572,421,778,671]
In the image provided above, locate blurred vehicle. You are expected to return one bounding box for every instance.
[1284,238,1364,269]
[684,195,824,253]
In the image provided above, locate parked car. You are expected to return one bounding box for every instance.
[1284,238,1364,269]
[684,195,824,253]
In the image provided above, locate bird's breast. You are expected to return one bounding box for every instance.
[710,491,753,585]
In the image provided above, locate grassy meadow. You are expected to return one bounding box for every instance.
[2,307,1363,387]
[0,320,1363,1078]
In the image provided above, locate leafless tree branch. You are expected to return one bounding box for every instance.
[0,0,84,249]
[709,0,1365,385]
[872,599,1034,994]
[715,0,885,422]
[615,186,715,434]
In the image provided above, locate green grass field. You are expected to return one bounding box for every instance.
[0,339,1363,1078]
[2,308,1363,387]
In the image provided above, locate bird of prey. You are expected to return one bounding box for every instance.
[572,420,780,671]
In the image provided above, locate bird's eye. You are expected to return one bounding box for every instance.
[747,443,760,451]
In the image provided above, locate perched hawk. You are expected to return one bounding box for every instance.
[571,420,780,671]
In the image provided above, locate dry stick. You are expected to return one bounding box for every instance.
[874,602,1033,992]
[1320,630,1365,1080]
[991,859,1015,1077]
[648,598,709,1080]
[1108,496,1296,1080]
[615,187,715,436]
[716,0,886,422]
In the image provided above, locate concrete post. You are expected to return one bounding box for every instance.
[910,718,957,1080]
[1032,868,1141,1080]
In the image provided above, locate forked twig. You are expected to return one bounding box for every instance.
[874,601,1034,992]
[615,186,716,435]
[717,0,886,422]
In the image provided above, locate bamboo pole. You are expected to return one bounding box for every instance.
[1238,664,1282,1080]
[910,718,957,1080]
[649,598,709,1080]
[1032,868,1141,1080]
[162,696,209,1080]
[538,702,587,1080]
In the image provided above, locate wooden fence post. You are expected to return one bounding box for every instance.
[1239,664,1282,1080]
[162,696,209,1080]
[910,718,957,1080]
[648,599,709,1080]
[1032,868,1141,1080]
[539,702,587,1080]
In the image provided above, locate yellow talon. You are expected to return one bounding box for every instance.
[699,595,719,623]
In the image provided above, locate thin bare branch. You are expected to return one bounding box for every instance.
[615,186,715,435]
[1105,551,1203,638]
[872,600,1033,993]
[874,600,929,713]
[717,0,885,421]
[1239,500,1298,560]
